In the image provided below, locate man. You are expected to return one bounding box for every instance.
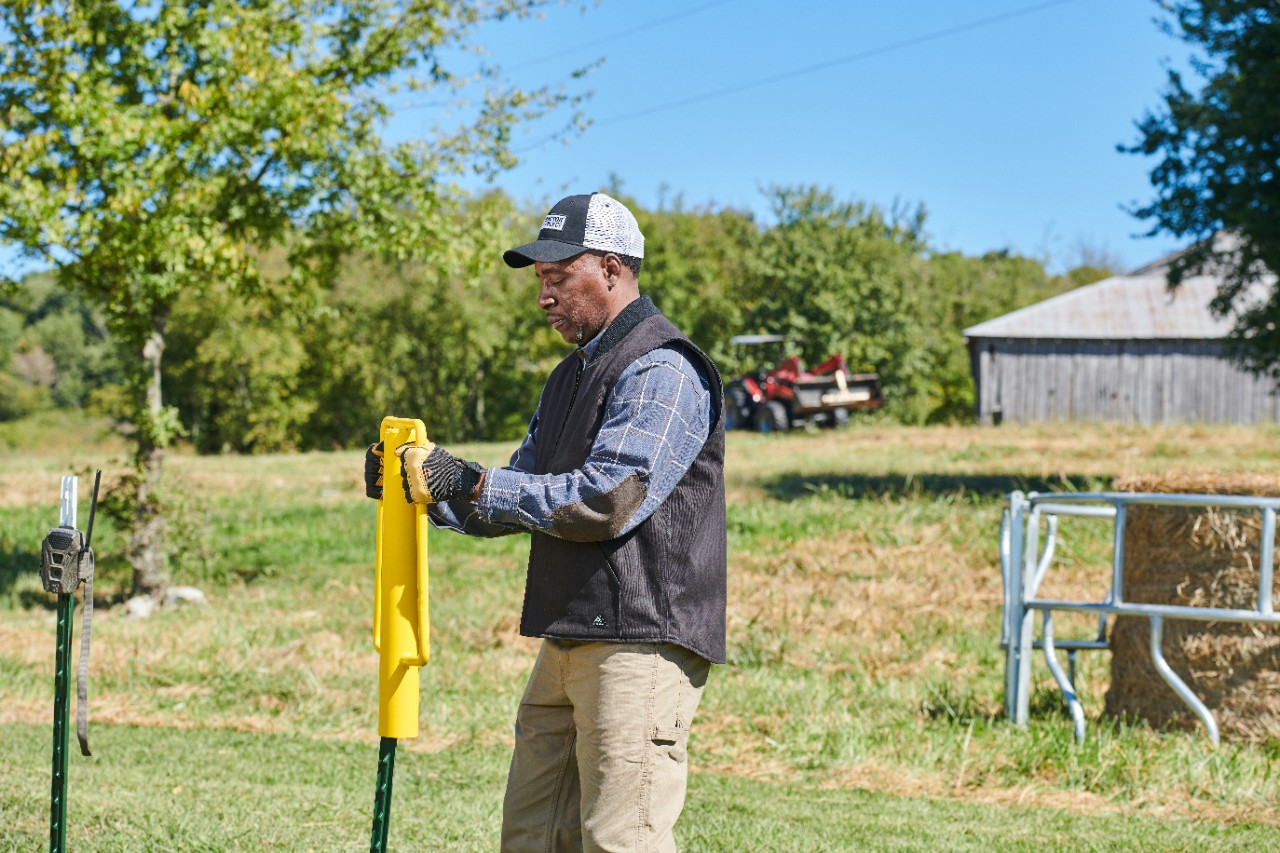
[364,192,726,852]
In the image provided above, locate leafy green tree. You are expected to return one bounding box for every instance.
[0,272,117,418]
[298,191,565,448]
[630,197,759,368]
[1126,0,1280,374]
[927,250,1055,331]
[923,251,1057,423]
[0,304,23,375]
[164,281,317,454]
[437,192,573,442]
[302,258,487,447]
[27,307,114,409]
[0,0,579,597]
[0,305,49,420]
[737,186,945,422]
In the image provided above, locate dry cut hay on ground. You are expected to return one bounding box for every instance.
[1106,473,1280,741]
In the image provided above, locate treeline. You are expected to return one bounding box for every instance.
[1,186,1111,451]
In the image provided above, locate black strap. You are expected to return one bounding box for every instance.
[76,572,91,756]
[76,470,100,758]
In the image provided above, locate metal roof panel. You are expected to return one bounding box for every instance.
[962,272,1273,340]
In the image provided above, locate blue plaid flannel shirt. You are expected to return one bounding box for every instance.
[428,335,712,539]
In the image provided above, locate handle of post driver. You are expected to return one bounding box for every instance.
[412,504,429,666]
[371,426,406,654]
[372,422,405,654]
[393,470,430,666]
[399,426,428,667]
[372,497,385,653]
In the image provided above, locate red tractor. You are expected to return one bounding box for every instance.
[723,334,884,432]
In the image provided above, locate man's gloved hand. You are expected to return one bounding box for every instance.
[364,441,384,499]
[395,442,485,504]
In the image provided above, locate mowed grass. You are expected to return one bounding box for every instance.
[3,419,1280,850]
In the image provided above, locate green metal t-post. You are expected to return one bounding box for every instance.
[49,476,77,853]
[50,593,74,852]
[369,736,397,853]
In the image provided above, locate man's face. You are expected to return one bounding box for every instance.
[534,252,614,345]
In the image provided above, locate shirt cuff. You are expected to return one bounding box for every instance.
[477,465,523,525]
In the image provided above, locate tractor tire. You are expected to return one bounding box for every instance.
[725,385,750,431]
[756,400,789,434]
[820,407,850,429]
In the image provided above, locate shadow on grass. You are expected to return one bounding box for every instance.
[0,540,67,610]
[0,542,38,597]
[1,540,132,610]
[764,472,1110,502]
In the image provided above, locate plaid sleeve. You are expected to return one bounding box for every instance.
[478,344,712,539]
[426,402,542,537]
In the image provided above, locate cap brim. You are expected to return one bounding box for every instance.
[502,239,588,269]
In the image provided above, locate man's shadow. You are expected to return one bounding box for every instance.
[763,472,1105,501]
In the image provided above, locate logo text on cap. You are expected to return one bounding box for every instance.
[542,214,567,231]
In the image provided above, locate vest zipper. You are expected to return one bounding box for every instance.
[552,359,585,455]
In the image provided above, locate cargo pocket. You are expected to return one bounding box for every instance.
[650,726,689,765]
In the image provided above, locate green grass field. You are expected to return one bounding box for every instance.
[3,419,1280,850]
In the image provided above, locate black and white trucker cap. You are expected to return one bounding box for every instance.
[502,192,645,268]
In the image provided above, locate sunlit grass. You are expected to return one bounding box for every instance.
[4,419,1280,848]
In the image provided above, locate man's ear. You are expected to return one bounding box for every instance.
[601,252,623,280]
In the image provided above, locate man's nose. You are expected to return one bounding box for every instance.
[538,284,554,308]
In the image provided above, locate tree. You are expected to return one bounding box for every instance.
[0,272,118,420]
[738,186,946,423]
[629,195,758,367]
[164,276,318,454]
[294,191,566,448]
[0,1,578,599]
[1127,1,1280,374]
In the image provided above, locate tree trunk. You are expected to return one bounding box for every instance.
[129,322,170,599]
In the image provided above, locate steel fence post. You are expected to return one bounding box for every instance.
[1260,508,1275,615]
[1014,502,1042,726]
[1004,491,1026,724]
[49,476,76,853]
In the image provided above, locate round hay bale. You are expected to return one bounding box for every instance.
[1104,473,1280,741]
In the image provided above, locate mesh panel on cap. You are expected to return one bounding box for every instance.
[582,194,645,258]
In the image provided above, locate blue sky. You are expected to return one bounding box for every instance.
[389,0,1194,274]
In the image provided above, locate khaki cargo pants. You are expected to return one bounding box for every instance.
[500,639,711,853]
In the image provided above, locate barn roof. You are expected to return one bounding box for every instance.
[963,243,1274,341]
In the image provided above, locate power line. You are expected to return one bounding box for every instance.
[515,0,1079,152]
[394,0,739,113]
[507,0,740,72]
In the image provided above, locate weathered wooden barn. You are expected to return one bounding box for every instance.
[963,251,1280,425]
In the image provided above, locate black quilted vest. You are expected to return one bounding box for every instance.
[520,297,727,664]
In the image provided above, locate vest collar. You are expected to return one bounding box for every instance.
[580,296,660,364]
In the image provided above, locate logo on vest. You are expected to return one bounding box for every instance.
[592,615,606,627]
[542,214,567,232]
